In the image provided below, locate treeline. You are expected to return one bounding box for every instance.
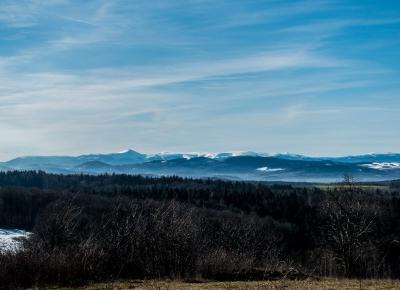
[1,171,400,288]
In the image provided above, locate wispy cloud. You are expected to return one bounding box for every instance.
[0,0,65,27]
[0,0,398,158]
[281,18,400,34]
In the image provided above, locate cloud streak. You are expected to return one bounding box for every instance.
[0,0,399,159]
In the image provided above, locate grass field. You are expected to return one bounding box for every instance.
[49,279,400,290]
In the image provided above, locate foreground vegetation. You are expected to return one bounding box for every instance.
[1,171,400,289]
[50,279,400,290]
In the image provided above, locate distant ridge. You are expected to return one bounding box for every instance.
[1,150,400,182]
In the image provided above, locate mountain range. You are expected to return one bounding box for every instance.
[1,150,400,182]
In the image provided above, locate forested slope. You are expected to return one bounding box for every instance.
[1,171,400,288]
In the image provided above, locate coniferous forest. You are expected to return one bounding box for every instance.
[1,171,400,288]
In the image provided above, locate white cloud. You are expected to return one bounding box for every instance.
[0,0,398,159]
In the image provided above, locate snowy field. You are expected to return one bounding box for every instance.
[0,228,30,252]
[362,162,400,170]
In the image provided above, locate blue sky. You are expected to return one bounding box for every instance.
[0,0,399,159]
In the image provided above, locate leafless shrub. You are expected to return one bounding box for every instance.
[319,184,383,278]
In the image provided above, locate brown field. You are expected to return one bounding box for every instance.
[48,279,400,290]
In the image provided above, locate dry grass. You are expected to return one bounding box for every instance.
[46,279,400,290]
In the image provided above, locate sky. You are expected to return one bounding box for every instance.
[0,0,399,160]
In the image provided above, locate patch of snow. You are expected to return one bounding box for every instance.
[273,152,303,157]
[362,162,400,170]
[147,151,270,160]
[256,167,284,173]
[228,151,263,157]
[182,154,192,160]
[148,152,217,160]
[202,152,219,158]
[0,228,30,252]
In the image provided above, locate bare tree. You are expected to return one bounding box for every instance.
[320,180,381,278]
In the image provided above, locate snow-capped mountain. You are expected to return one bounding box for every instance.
[333,153,400,164]
[1,150,400,182]
[147,151,268,161]
[274,153,400,164]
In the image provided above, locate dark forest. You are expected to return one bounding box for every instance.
[1,171,400,289]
